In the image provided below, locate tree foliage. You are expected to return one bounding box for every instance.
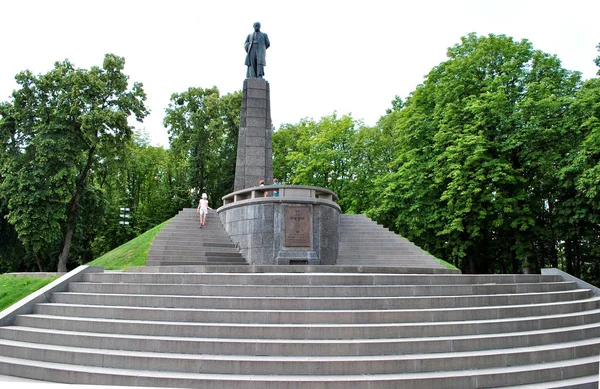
[0,54,148,271]
[273,35,600,285]
[273,113,393,213]
[164,87,241,206]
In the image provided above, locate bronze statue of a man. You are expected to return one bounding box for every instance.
[245,22,270,78]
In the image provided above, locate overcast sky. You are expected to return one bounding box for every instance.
[1,0,599,147]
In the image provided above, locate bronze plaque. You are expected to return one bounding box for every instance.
[284,206,311,247]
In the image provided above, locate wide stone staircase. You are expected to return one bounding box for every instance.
[338,214,448,270]
[146,208,246,267]
[0,268,599,388]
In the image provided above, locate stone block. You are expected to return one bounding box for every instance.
[245,78,268,90]
[247,116,268,128]
[247,107,267,118]
[247,98,267,109]
[247,157,267,171]
[247,89,268,99]
[246,146,266,158]
[261,232,274,246]
[245,136,266,148]
[263,203,274,218]
[246,127,267,139]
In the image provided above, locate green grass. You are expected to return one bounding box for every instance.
[0,275,59,312]
[87,220,170,270]
[435,257,459,270]
[0,220,169,313]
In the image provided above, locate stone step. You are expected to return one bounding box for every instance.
[29,298,600,324]
[81,272,562,286]
[0,353,596,388]
[147,253,246,263]
[338,240,421,246]
[145,262,247,268]
[150,242,239,250]
[7,319,600,357]
[338,215,437,267]
[146,255,245,263]
[336,257,439,263]
[147,249,242,257]
[153,231,234,239]
[7,308,600,340]
[0,337,598,376]
[500,375,599,388]
[145,261,247,268]
[49,289,591,310]
[67,281,578,297]
[127,265,460,274]
[335,261,443,267]
[337,250,429,257]
[146,254,246,261]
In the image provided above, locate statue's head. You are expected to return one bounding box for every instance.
[253,22,261,32]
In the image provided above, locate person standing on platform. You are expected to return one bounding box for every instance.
[197,193,211,228]
[272,178,280,197]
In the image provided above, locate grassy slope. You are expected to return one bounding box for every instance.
[434,257,459,270]
[0,275,59,312]
[0,219,170,313]
[87,219,169,270]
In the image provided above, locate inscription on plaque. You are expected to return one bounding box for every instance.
[284,206,311,247]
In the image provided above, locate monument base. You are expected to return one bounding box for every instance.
[276,250,319,265]
[218,185,340,266]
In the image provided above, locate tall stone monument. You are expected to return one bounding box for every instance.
[234,78,273,191]
[219,22,340,266]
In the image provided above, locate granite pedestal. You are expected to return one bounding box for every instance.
[218,186,340,265]
[234,78,273,191]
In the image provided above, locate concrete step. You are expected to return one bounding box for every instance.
[6,319,600,358]
[146,255,246,262]
[48,290,593,310]
[81,272,563,286]
[499,375,599,388]
[29,298,600,324]
[147,208,247,266]
[67,281,579,297]
[145,261,247,267]
[150,243,239,251]
[335,257,440,263]
[0,353,596,388]
[338,214,438,268]
[127,265,460,274]
[147,250,243,258]
[0,337,598,375]
[7,308,600,341]
[0,263,597,386]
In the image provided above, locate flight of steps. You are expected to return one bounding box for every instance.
[0,269,598,388]
[338,214,447,269]
[146,208,247,267]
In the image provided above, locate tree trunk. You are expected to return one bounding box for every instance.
[57,226,74,272]
[34,252,43,272]
[56,145,96,272]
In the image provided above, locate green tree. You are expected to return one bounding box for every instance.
[0,54,147,272]
[555,44,600,282]
[88,132,188,258]
[164,87,241,207]
[273,114,379,212]
[373,34,583,274]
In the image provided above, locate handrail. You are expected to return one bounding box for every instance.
[221,185,338,206]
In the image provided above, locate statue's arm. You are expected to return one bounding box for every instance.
[265,34,270,49]
[244,34,250,53]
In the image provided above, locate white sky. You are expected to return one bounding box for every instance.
[1,0,599,147]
